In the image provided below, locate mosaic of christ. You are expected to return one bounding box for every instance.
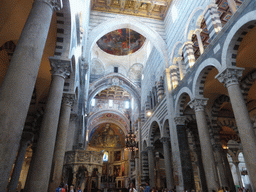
[96,28,146,56]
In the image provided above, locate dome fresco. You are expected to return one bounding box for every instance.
[96,28,146,56]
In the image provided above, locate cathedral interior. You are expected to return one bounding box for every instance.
[1,0,256,191]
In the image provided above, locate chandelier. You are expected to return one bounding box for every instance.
[125,120,138,151]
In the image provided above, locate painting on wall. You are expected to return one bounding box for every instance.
[113,165,121,177]
[114,151,121,161]
[97,28,146,56]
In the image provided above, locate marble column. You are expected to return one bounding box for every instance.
[176,57,185,80]
[24,58,71,192]
[204,4,222,40]
[147,146,155,188]
[183,41,196,71]
[194,29,204,55]
[216,68,256,191]
[227,0,237,14]
[48,93,75,192]
[213,144,229,188]
[174,117,195,191]
[160,137,174,189]
[188,98,219,191]
[222,149,236,191]
[98,174,102,189]
[156,77,165,102]
[141,151,149,184]
[135,155,140,191]
[0,0,62,189]
[233,162,243,187]
[170,65,179,89]
[8,133,32,192]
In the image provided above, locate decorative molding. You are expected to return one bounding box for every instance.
[39,0,63,11]
[62,93,75,107]
[188,98,208,112]
[215,67,244,87]
[49,57,71,79]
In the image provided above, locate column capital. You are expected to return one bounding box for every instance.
[49,57,71,79]
[188,98,208,112]
[174,116,186,125]
[160,137,170,144]
[215,67,244,87]
[183,41,194,47]
[146,146,154,152]
[62,93,75,107]
[37,0,63,11]
[194,28,202,35]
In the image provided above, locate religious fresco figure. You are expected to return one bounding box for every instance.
[97,28,146,55]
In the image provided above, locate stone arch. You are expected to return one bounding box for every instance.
[240,70,256,101]
[184,7,205,41]
[148,120,161,146]
[222,11,256,68]
[88,73,141,110]
[192,58,222,97]
[224,135,241,144]
[175,87,193,116]
[87,17,169,67]
[170,41,183,64]
[162,119,170,138]
[211,95,231,134]
[88,109,129,136]
[217,118,239,134]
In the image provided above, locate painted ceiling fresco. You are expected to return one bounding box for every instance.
[96,28,146,56]
[89,123,125,148]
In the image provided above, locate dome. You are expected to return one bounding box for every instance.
[96,28,146,56]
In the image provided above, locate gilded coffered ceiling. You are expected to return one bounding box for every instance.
[91,0,172,20]
[95,86,131,100]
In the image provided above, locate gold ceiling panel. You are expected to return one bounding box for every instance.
[91,0,172,20]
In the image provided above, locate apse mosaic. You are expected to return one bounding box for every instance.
[89,123,125,148]
[96,28,146,56]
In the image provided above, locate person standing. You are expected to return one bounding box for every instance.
[129,183,137,192]
[77,187,82,192]
[143,182,150,192]
[70,185,74,192]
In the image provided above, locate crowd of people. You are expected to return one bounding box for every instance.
[55,182,251,192]
[56,183,80,192]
